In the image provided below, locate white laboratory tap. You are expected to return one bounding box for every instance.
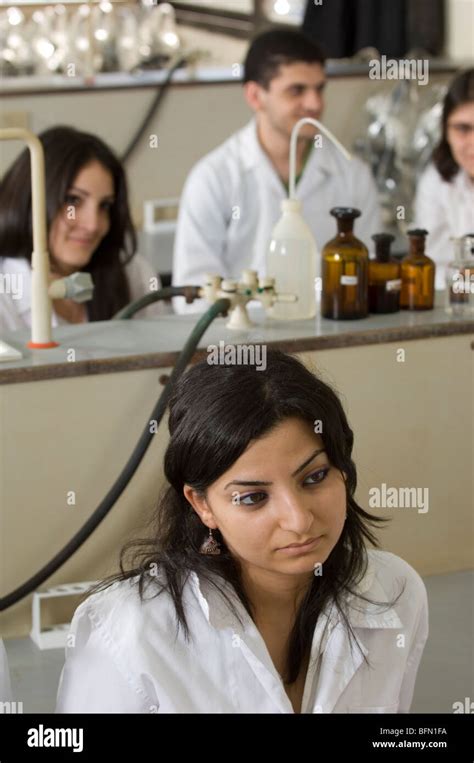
[200,269,296,330]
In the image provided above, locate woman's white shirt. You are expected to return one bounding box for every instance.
[0,253,164,334]
[56,550,428,714]
[0,639,12,703]
[414,163,474,289]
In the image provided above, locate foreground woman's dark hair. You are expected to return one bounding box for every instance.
[98,350,394,685]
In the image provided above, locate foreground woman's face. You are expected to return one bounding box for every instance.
[48,160,115,275]
[190,417,347,579]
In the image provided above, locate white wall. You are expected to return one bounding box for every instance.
[446,0,474,60]
[0,12,470,229]
[0,72,453,229]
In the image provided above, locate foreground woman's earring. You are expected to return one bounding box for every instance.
[200,528,221,555]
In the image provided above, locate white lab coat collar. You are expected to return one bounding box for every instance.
[313,559,403,714]
[189,553,403,633]
[188,571,245,632]
[189,555,403,713]
[458,168,474,195]
[238,118,337,193]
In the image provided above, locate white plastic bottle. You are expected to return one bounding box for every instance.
[266,199,318,320]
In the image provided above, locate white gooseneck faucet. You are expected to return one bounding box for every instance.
[289,117,352,199]
[0,127,56,347]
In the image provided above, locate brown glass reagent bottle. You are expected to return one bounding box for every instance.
[400,229,435,310]
[322,207,368,319]
[369,233,401,314]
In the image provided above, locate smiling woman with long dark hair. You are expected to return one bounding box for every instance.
[56,350,428,714]
[0,125,161,332]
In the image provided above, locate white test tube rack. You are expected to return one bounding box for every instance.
[30,581,99,650]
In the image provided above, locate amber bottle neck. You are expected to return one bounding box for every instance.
[374,247,391,262]
[336,219,355,234]
[408,238,427,256]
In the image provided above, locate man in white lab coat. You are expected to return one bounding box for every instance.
[173,29,381,313]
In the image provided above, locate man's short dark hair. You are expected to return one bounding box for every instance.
[243,29,326,89]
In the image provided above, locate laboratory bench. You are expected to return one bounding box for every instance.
[0,290,472,384]
[1,291,473,637]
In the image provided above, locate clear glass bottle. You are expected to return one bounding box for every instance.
[266,199,318,320]
[445,235,474,315]
[368,233,401,313]
[321,207,368,320]
[400,229,435,310]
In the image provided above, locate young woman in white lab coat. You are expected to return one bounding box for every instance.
[0,126,161,334]
[56,350,428,714]
[414,69,474,289]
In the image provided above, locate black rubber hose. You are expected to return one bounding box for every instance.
[113,285,201,320]
[0,299,230,611]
